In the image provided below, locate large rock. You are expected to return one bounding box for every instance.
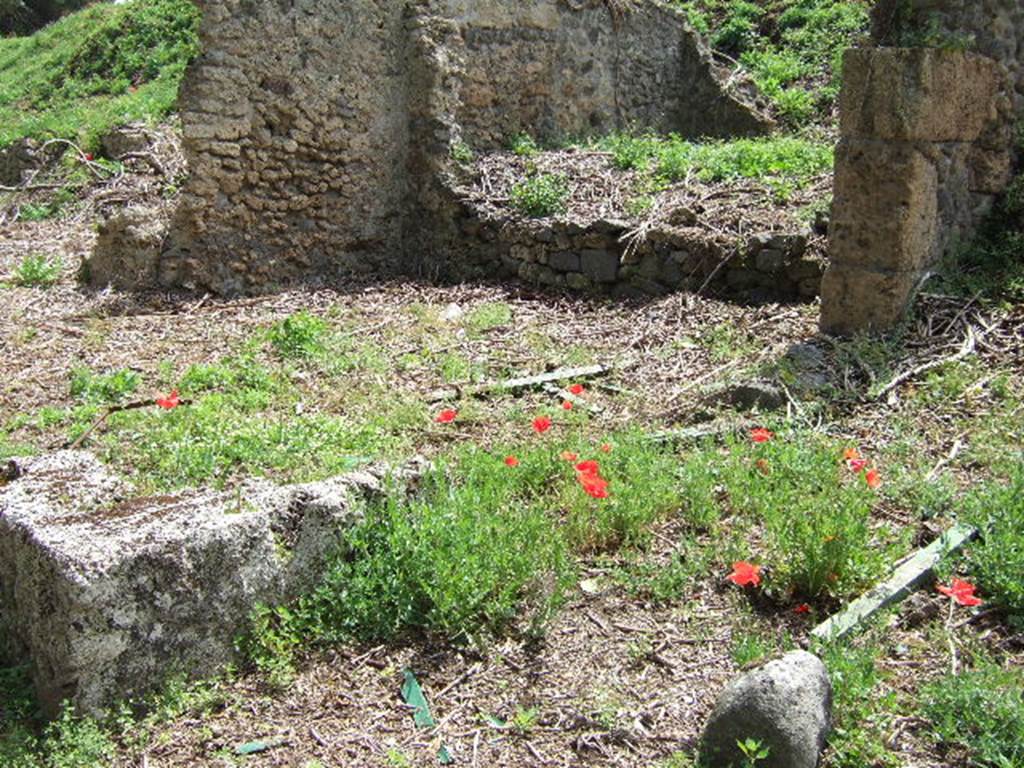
[0,451,421,716]
[699,651,833,768]
[86,206,172,290]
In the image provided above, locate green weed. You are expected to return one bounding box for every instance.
[922,661,1024,767]
[69,366,140,405]
[509,133,540,157]
[963,469,1024,620]
[510,173,569,218]
[267,311,328,359]
[10,254,62,288]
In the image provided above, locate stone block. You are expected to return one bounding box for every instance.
[755,249,786,273]
[819,263,921,336]
[548,251,580,272]
[829,139,938,274]
[0,451,420,716]
[840,47,1004,143]
[580,249,620,283]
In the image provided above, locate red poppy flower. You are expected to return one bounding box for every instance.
[155,390,180,410]
[568,383,585,396]
[560,451,579,462]
[750,428,774,444]
[84,153,94,162]
[562,401,573,411]
[435,409,458,424]
[579,473,609,499]
[848,458,868,473]
[793,603,811,614]
[864,468,882,490]
[842,447,861,463]
[937,579,983,607]
[600,443,612,453]
[532,416,552,434]
[504,456,520,467]
[574,460,601,476]
[727,561,761,587]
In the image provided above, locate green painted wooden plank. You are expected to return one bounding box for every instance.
[812,523,978,643]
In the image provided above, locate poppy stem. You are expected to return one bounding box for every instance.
[946,598,959,676]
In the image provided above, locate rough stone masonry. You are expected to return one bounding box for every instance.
[820,0,1021,334]
[88,0,771,294]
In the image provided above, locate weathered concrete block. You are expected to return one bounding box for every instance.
[829,139,938,274]
[86,206,172,290]
[0,451,418,716]
[840,48,1004,143]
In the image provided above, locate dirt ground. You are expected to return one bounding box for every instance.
[1,141,1022,768]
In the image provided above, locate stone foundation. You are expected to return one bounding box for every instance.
[451,206,824,301]
[0,451,422,716]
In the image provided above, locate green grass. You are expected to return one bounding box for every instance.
[667,0,870,125]
[242,431,685,671]
[592,133,832,200]
[962,469,1024,621]
[818,636,899,768]
[0,0,199,150]
[678,432,900,601]
[922,660,1024,767]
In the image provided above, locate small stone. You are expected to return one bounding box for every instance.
[699,651,833,768]
[755,249,787,273]
[441,303,464,322]
[580,249,620,283]
[712,381,786,411]
[548,251,581,272]
[666,206,697,227]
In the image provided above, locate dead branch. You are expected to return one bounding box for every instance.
[872,326,978,401]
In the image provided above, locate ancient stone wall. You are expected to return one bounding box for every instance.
[437,0,770,148]
[820,6,1020,334]
[99,0,771,295]
[162,0,413,294]
[873,0,1024,112]
[452,208,823,302]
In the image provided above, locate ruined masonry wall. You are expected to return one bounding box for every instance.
[140,0,771,295]
[161,0,411,294]
[820,1,1022,334]
[440,0,769,148]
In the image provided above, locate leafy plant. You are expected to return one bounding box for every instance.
[510,173,569,218]
[10,253,62,287]
[509,132,540,157]
[267,311,328,359]
[69,366,140,404]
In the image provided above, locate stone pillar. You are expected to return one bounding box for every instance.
[820,48,1011,335]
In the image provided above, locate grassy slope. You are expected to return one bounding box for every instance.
[667,0,871,126]
[0,0,198,150]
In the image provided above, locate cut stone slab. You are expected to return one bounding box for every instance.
[812,523,977,643]
[840,48,1004,143]
[0,451,422,717]
[699,650,832,768]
